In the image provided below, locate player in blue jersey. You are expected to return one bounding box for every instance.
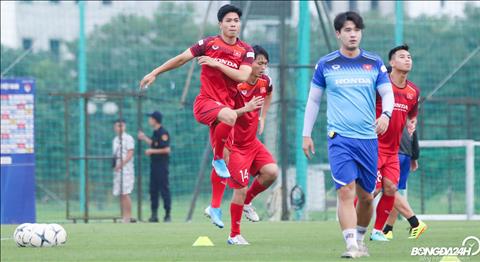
[302,11,394,258]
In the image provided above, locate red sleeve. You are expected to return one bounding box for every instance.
[263,75,273,94]
[408,84,421,118]
[240,43,255,66]
[189,36,215,57]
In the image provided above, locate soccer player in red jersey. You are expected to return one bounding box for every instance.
[226,46,278,245]
[370,44,423,241]
[140,4,263,228]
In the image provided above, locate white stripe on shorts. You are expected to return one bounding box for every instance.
[331,174,347,186]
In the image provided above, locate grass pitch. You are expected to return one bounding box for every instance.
[1,221,479,261]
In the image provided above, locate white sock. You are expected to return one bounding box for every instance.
[342,228,358,249]
[356,226,367,242]
[372,228,383,235]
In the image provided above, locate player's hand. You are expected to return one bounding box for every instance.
[114,165,122,172]
[145,149,154,156]
[138,131,146,141]
[406,117,417,136]
[411,160,418,171]
[258,117,265,135]
[375,115,390,135]
[244,96,264,113]
[140,73,156,90]
[302,136,315,159]
[223,148,230,164]
[197,56,219,68]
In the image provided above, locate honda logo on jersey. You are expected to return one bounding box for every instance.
[233,50,241,57]
[212,45,219,50]
[213,58,239,69]
[335,78,372,85]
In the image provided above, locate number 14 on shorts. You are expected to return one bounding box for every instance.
[240,169,249,182]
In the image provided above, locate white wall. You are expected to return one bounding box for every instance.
[1,1,18,48]
[405,1,480,18]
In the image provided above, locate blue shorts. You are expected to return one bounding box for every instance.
[398,153,411,190]
[327,134,378,193]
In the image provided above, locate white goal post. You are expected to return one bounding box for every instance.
[416,140,479,221]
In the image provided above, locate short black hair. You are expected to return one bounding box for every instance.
[388,44,409,60]
[386,65,392,73]
[217,4,242,22]
[333,11,365,31]
[253,45,269,62]
[114,119,125,124]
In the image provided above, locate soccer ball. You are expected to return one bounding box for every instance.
[13,223,32,247]
[29,224,55,247]
[14,223,67,247]
[49,224,67,245]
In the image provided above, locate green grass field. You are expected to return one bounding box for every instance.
[1,220,479,261]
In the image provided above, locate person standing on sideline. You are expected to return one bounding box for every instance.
[112,119,136,223]
[138,111,172,222]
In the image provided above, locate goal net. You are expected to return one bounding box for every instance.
[411,140,480,221]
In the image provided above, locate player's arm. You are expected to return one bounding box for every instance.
[375,84,394,135]
[302,84,324,159]
[411,130,420,171]
[407,91,420,135]
[197,57,252,82]
[375,60,394,135]
[147,147,171,155]
[262,93,272,118]
[258,93,272,135]
[302,61,325,159]
[140,49,195,89]
[138,131,152,146]
[146,131,171,155]
[406,116,417,135]
[259,76,274,135]
[114,149,134,171]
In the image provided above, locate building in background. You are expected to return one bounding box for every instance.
[1,0,478,55]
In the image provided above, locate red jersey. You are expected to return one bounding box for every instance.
[230,74,273,149]
[190,35,254,108]
[376,78,420,155]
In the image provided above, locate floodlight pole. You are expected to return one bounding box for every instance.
[279,0,289,221]
[294,1,310,220]
[395,0,404,45]
[78,0,87,215]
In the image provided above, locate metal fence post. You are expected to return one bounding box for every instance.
[465,140,474,220]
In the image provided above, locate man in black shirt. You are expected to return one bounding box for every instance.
[138,111,172,222]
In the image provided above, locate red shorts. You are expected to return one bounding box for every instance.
[227,140,276,189]
[193,95,228,127]
[375,153,400,189]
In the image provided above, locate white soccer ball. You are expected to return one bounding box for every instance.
[49,224,67,246]
[29,224,55,247]
[13,223,32,247]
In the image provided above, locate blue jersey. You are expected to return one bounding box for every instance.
[312,49,391,139]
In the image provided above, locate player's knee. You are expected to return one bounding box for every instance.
[221,110,237,126]
[358,193,373,205]
[338,185,355,202]
[232,188,247,203]
[373,188,381,198]
[264,164,279,181]
[383,181,397,196]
